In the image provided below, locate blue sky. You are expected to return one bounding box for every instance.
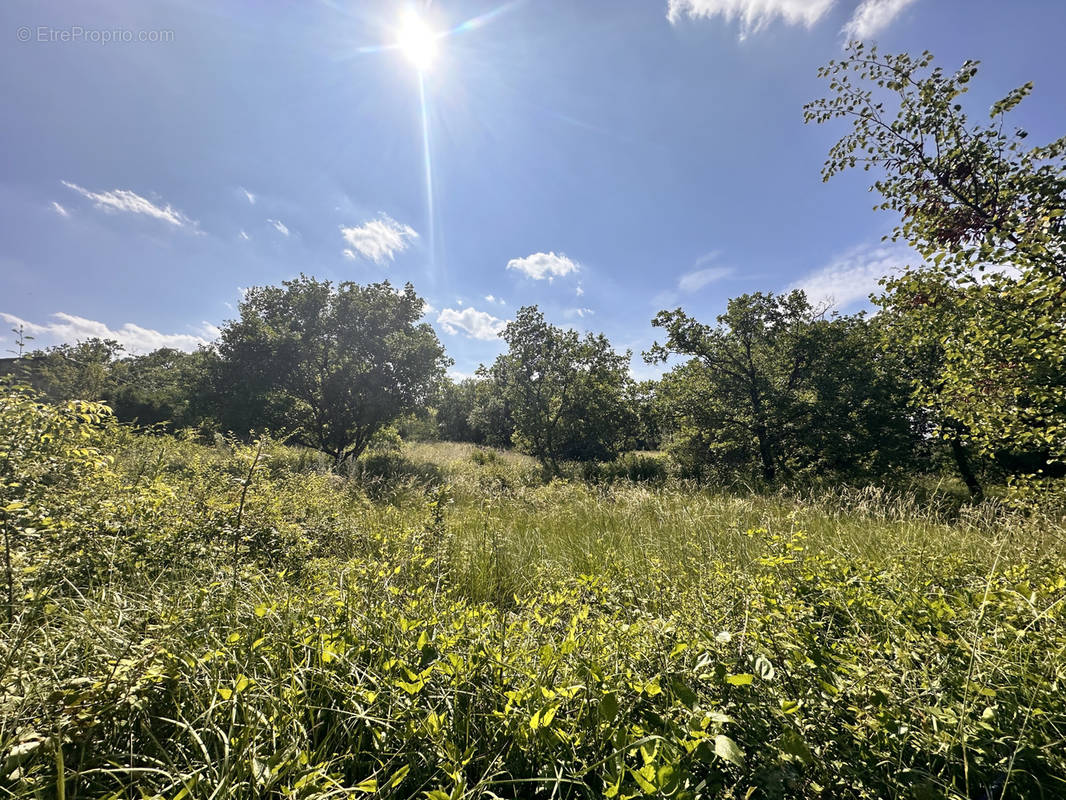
[2,0,1065,378]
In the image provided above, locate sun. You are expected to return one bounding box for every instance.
[397,12,439,72]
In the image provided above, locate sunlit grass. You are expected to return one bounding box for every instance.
[2,409,1064,799]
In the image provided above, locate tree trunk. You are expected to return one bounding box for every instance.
[754,422,776,483]
[949,434,983,501]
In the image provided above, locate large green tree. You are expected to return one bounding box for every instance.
[20,338,123,403]
[648,292,918,483]
[215,276,449,463]
[478,306,635,471]
[805,44,1066,489]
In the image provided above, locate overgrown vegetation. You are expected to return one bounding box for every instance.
[2,393,1064,799]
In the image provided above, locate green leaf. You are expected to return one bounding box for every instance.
[599,692,619,721]
[780,727,814,766]
[714,734,745,767]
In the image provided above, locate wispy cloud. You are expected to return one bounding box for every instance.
[0,311,215,354]
[667,0,835,37]
[436,307,508,341]
[576,284,585,297]
[506,251,579,281]
[268,219,290,236]
[654,256,735,307]
[484,295,506,305]
[563,307,595,319]
[239,230,250,241]
[842,0,918,39]
[240,187,256,205]
[51,201,69,218]
[668,0,920,39]
[678,266,734,293]
[62,181,194,227]
[340,214,419,265]
[790,243,914,310]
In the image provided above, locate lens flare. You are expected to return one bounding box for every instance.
[397,12,438,72]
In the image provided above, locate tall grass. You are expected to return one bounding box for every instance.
[2,405,1064,799]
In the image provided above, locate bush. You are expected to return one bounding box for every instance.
[580,451,670,484]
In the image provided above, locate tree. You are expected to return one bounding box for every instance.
[215,276,449,463]
[467,377,516,448]
[647,292,918,483]
[107,348,214,429]
[22,338,124,403]
[479,306,635,471]
[435,377,483,443]
[805,44,1066,489]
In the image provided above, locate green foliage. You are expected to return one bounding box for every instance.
[479,306,636,471]
[108,346,215,429]
[648,292,918,484]
[806,44,1066,504]
[580,452,670,484]
[435,378,484,444]
[19,338,124,403]
[215,276,450,463]
[2,411,1064,799]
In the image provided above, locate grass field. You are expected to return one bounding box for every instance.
[2,404,1065,799]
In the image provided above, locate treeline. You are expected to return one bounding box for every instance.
[3,276,1059,499]
[5,44,1065,502]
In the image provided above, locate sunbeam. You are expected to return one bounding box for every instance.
[418,71,437,282]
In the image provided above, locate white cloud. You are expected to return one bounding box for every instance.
[576,285,585,297]
[667,0,835,37]
[0,311,214,354]
[51,201,69,217]
[340,214,419,265]
[678,266,734,293]
[790,243,914,310]
[654,257,735,307]
[239,229,250,241]
[436,307,508,341]
[564,307,595,319]
[61,181,193,227]
[241,187,256,205]
[506,251,579,281]
[842,0,918,39]
[268,218,290,236]
[484,295,506,305]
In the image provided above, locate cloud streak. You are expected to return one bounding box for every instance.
[668,0,835,37]
[842,0,918,39]
[790,243,914,310]
[668,0,920,39]
[61,181,194,227]
[678,266,735,293]
[0,311,216,354]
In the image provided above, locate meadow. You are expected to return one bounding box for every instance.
[2,393,1064,799]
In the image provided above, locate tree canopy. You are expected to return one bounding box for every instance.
[215,276,449,462]
[648,292,918,483]
[806,44,1066,495]
[478,306,635,471]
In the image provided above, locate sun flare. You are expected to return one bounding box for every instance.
[397,12,438,72]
